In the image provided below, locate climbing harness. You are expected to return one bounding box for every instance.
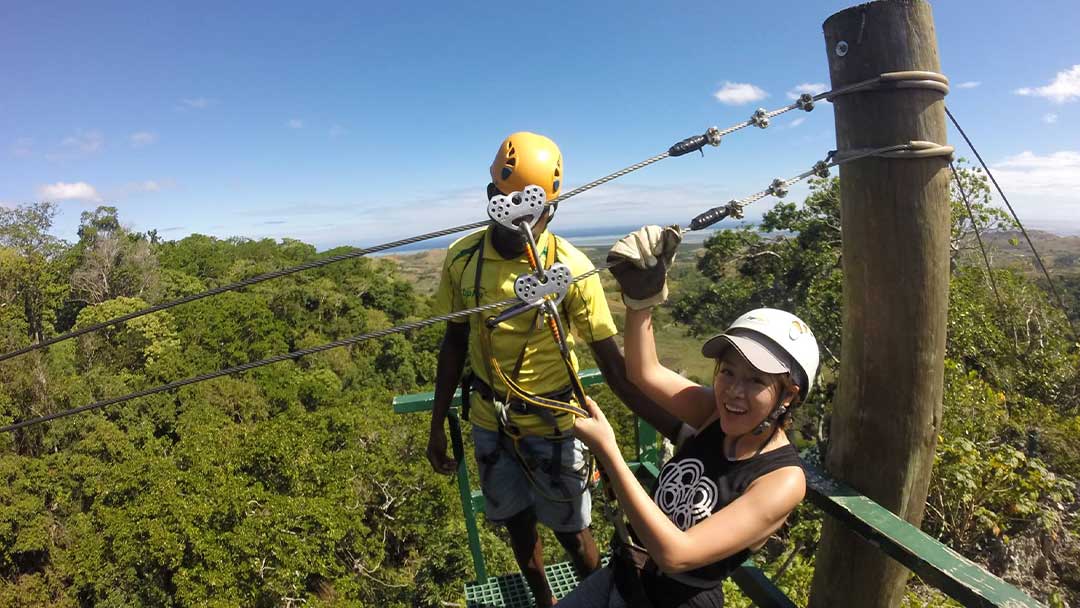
[469,191,597,517]
[476,184,647,537]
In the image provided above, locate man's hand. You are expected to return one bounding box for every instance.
[606,225,682,310]
[426,427,458,475]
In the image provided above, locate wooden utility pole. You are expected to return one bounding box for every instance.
[809,2,950,607]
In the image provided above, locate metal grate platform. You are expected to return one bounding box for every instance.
[465,557,610,608]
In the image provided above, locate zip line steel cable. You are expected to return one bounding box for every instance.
[0,296,507,433]
[0,70,947,365]
[0,141,953,436]
[945,106,1079,344]
[950,160,1005,313]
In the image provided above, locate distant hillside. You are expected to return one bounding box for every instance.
[386,229,1080,293]
[972,230,1080,273]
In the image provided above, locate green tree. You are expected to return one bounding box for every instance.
[0,202,70,343]
[70,206,161,305]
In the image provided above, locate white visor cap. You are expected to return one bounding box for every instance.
[701,329,792,376]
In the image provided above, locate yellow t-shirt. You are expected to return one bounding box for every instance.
[432,226,617,435]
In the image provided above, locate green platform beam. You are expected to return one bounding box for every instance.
[804,466,1044,608]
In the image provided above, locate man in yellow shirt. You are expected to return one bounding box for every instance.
[427,132,680,607]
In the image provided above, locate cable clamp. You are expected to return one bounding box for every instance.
[724,200,746,220]
[749,108,770,129]
[766,178,789,199]
[796,93,815,112]
[812,160,831,178]
[706,126,722,146]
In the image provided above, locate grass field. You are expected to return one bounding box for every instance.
[384,227,1080,380]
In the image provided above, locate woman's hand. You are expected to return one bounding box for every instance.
[572,396,618,456]
[606,225,682,310]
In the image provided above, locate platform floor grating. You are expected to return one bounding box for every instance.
[465,557,610,607]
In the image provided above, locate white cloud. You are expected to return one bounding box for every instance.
[789,117,806,128]
[287,119,304,129]
[988,151,1080,223]
[786,83,827,99]
[329,124,346,138]
[129,180,161,193]
[1015,64,1080,103]
[180,97,215,109]
[129,131,158,147]
[47,130,104,160]
[713,82,768,105]
[996,150,1080,172]
[10,138,33,158]
[1044,113,1059,124]
[110,179,175,199]
[37,181,102,202]
[957,81,981,89]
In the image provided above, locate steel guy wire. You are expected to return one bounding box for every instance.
[950,160,1004,312]
[945,106,1079,344]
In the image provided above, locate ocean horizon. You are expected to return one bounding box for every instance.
[367,223,750,256]
[363,221,1080,257]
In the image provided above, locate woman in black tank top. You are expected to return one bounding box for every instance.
[559,226,822,608]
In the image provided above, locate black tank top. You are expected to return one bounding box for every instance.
[640,419,803,608]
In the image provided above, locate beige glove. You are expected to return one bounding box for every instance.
[606,225,682,309]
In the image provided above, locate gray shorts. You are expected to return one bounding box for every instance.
[557,566,628,608]
[472,426,592,533]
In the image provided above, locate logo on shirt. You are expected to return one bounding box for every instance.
[461,286,486,302]
[654,459,718,530]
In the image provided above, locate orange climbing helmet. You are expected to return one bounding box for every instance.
[489,132,563,201]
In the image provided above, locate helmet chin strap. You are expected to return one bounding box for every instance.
[726,396,789,460]
[752,404,787,435]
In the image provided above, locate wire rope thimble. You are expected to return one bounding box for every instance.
[749,108,770,129]
[766,178,789,199]
[796,93,815,112]
[705,126,722,147]
[812,160,831,179]
[724,199,746,220]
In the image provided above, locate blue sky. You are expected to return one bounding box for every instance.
[3,0,1079,249]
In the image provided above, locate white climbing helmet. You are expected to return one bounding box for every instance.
[701,308,820,402]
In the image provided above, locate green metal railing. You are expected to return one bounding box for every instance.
[394,370,1044,608]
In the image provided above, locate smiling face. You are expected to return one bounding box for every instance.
[712,348,793,437]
